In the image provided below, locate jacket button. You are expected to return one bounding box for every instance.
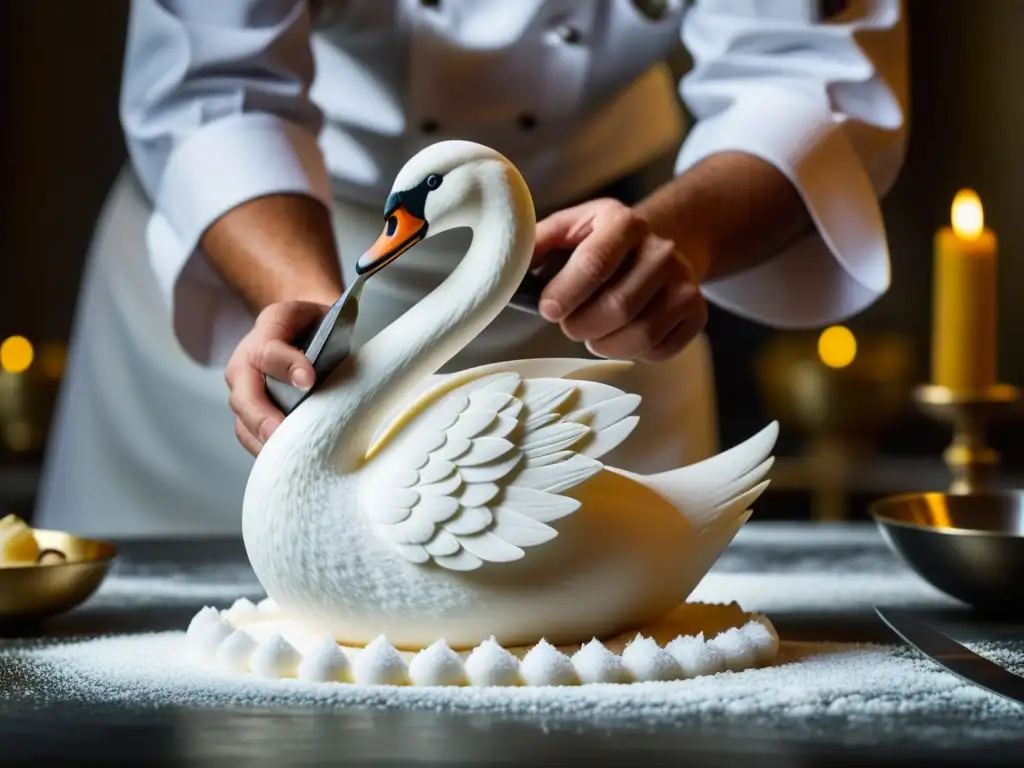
[553,23,582,44]
[517,113,538,131]
[420,119,441,134]
[632,0,668,21]
[420,0,440,7]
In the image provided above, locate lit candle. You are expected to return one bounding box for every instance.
[931,189,998,392]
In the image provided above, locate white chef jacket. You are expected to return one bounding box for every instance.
[36,0,907,537]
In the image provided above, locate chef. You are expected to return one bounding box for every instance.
[36,0,907,537]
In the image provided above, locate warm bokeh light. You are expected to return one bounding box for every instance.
[38,342,67,379]
[951,188,984,240]
[817,325,857,369]
[0,336,34,374]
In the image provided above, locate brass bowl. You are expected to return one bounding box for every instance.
[755,331,915,440]
[0,529,117,625]
[870,491,1024,617]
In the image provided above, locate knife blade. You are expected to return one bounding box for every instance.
[264,249,572,414]
[264,274,366,415]
[875,606,1024,706]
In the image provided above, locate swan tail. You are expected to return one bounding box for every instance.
[633,421,779,535]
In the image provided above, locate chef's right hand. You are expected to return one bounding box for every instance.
[225,301,330,456]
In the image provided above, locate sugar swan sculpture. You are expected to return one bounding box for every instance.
[242,140,778,651]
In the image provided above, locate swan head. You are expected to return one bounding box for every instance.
[357,140,525,276]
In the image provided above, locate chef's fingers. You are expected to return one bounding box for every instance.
[224,301,327,448]
[235,417,265,457]
[585,279,702,360]
[643,293,708,363]
[247,299,327,388]
[532,202,597,262]
[559,235,682,342]
[227,363,284,444]
[256,338,314,389]
[539,206,646,322]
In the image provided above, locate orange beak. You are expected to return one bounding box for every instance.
[356,204,428,276]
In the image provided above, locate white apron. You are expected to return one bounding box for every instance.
[34,170,718,538]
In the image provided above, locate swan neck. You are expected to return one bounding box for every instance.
[325,165,535,468]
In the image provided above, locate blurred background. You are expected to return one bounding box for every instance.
[1,1,1021,525]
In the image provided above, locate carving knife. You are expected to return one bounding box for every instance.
[507,250,572,315]
[264,250,573,415]
[875,606,1024,706]
[264,274,366,415]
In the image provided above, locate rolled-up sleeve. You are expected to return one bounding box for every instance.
[677,0,908,328]
[120,0,333,363]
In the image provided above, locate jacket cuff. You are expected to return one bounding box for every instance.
[145,113,333,364]
[677,86,892,329]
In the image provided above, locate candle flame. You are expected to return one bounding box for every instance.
[817,325,857,369]
[951,188,984,240]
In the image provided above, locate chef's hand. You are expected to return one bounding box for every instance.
[225,301,329,455]
[532,198,707,362]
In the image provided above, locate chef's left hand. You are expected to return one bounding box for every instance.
[532,198,707,362]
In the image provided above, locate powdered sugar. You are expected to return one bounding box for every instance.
[4,524,1023,746]
[92,571,263,605]
[10,632,1023,737]
[732,523,884,548]
[690,572,954,613]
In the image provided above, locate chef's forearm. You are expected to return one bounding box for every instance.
[633,150,812,283]
[200,193,345,313]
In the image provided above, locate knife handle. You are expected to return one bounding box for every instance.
[263,283,364,416]
[262,307,334,415]
[264,317,319,414]
[509,249,571,314]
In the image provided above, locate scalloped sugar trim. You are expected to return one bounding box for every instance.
[184,600,780,687]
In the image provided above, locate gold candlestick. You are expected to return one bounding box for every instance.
[913,383,1021,494]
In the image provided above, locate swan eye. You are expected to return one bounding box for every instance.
[385,215,398,236]
[426,174,442,189]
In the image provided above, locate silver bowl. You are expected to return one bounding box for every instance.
[870,491,1024,617]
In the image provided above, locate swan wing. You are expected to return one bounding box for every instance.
[365,365,641,572]
[365,358,634,457]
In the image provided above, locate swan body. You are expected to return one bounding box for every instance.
[242,141,778,651]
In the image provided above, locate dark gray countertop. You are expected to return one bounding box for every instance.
[1,522,1022,766]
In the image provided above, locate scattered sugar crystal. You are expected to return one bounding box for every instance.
[665,633,725,677]
[621,635,683,682]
